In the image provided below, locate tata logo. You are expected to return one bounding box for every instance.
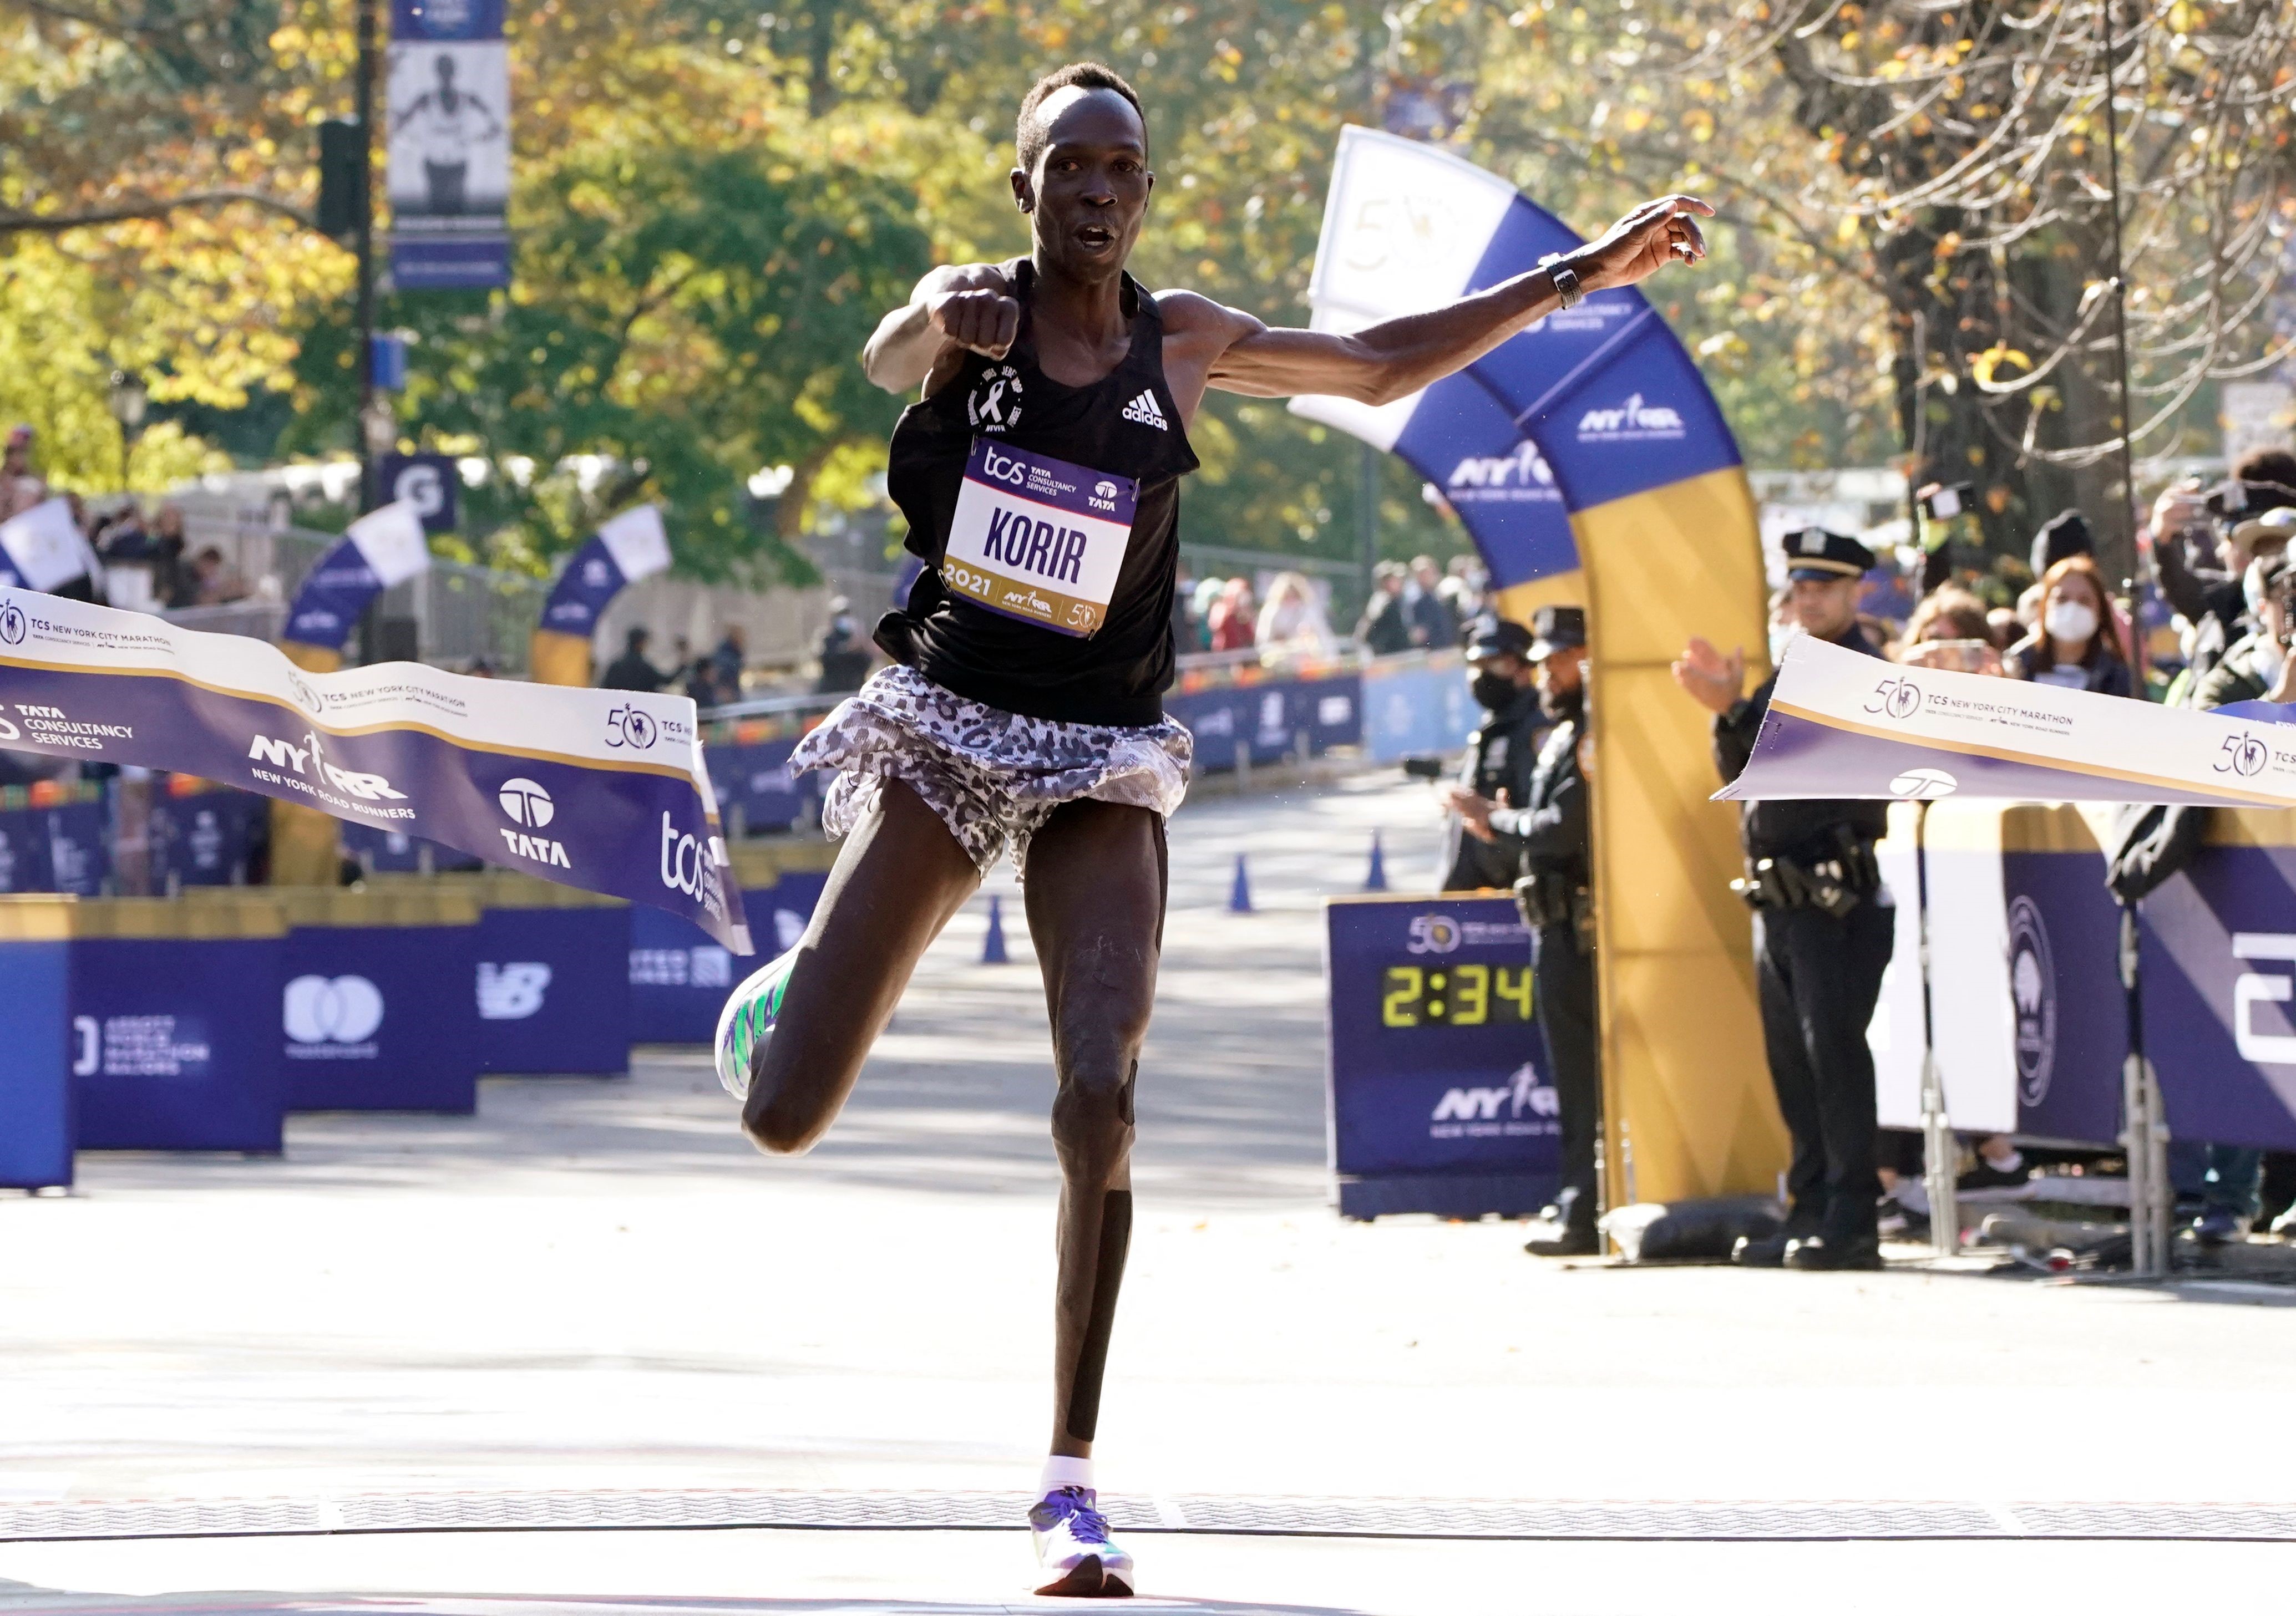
[981,446,1027,487]
[605,704,658,749]
[247,731,407,802]
[478,961,552,1020]
[1447,441,1555,491]
[1094,480,1119,499]
[283,974,384,1051]
[1431,1065,1556,1122]
[1575,392,1686,440]
[1864,676,1924,721]
[1406,913,1462,955]
[966,364,1025,434]
[1890,766,1958,799]
[2007,897,2056,1106]
[0,599,25,646]
[659,811,717,899]
[496,776,570,867]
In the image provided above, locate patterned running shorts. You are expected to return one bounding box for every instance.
[789,665,1194,877]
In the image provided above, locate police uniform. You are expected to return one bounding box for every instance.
[1482,607,1599,1257]
[1716,530,1892,1271]
[1441,618,1548,891]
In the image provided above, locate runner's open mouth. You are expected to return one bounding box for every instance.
[1076,225,1116,249]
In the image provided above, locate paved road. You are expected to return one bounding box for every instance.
[2,773,2289,1612]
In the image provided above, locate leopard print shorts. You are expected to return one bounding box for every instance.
[789,665,1193,877]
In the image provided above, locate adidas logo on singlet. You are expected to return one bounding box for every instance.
[1122,389,1168,431]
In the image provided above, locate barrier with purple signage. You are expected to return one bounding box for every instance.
[278,888,484,1112]
[630,839,835,1044]
[1325,892,1558,1218]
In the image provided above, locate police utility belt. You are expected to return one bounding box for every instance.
[1731,827,1880,920]
[1513,867,1595,951]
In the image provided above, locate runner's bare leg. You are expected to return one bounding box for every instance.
[741,780,980,1153]
[1021,797,1167,1458]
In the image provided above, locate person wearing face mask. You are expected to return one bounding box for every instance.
[1438,617,1549,891]
[1448,606,1598,1255]
[2003,556,2135,697]
[1673,528,1894,1272]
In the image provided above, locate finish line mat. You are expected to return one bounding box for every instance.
[3,1490,2292,1543]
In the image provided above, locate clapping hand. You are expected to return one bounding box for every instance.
[1671,636,1746,714]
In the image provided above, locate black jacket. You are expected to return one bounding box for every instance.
[1487,713,1589,887]
[1357,592,1413,656]
[1714,624,1889,859]
[1441,687,1547,890]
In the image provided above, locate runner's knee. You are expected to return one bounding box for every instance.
[1052,1056,1137,1175]
[742,1083,831,1156]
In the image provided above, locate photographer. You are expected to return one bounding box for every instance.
[1674,529,1893,1271]
[1438,617,1547,892]
[2152,451,2296,679]
[2003,556,2134,698]
[1448,607,1597,1256]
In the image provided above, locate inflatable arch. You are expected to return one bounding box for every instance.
[1295,126,1784,1206]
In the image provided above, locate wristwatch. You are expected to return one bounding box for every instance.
[1549,261,1585,310]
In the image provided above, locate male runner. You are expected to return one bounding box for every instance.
[716,61,1708,1597]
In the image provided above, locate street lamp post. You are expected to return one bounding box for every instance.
[107,369,148,492]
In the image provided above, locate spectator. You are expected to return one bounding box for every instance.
[1207,576,1258,653]
[1170,561,1198,654]
[1446,554,1490,623]
[2177,551,2296,1242]
[1435,574,1479,644]
[2028,508,2094,580]
[1901,586,1996,651]
[815,597,873,693]
[1,425,47,521]
[1190,575,1225,650]
[1254,571,1336,662]
[600,626,679,692]
[148,505,195,608]
[1355,562,1413,655]
[187,546,248,605]
[2003,555,2133,697]
[1405,553,1457,648]
[709,623,748,694]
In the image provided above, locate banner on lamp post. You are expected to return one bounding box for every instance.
[530,505,671,687]
[386,0,511,290]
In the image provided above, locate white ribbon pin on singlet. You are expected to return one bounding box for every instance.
[941,438,1138,638]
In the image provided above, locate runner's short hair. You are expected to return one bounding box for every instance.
[1016,62,1145,176]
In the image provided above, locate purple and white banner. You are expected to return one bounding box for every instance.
[538,505,671,638]
[0,588,751,952]
[0,497,97,592]
[1720,636,2296,807]
[283,502,432,651]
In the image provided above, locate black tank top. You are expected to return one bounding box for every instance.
[879,259,1200,726]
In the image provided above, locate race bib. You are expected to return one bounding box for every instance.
[941,438,1137,638]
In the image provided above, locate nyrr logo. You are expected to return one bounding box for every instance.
[1575,392,1685,441]
[604,704,658,750]
[247,731,407,801]
[478,961,551,1020]
[1405,913,1462,955]
[2007,897,2056,1106]
[0,599,26,646]
[1430,1064,1558,1127]
[1446,441,1556,494]
[495,776,570,868]
[283,974,384,1057]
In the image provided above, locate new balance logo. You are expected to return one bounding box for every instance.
[1122,389,1168,431]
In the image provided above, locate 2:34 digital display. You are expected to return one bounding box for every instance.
[1380,964,1535,1027]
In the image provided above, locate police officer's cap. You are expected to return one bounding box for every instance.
[1526,604,1587,661]
[1783,527,1876,582]
[1464,618,1535,663]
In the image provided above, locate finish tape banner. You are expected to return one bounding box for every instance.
[0,588,752,952]
[1722,635,2296,808]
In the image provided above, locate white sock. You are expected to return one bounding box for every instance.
[1040,1455,1096,1496]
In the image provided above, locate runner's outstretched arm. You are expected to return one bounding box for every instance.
[862,263,1020,393]
[1174,193,1713,406]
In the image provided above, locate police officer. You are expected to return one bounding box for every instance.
[1672,530,1892,1272]
[1439,618,1549,892]
[1449,606,1598,1257]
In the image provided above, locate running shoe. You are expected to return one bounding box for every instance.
[1030,1485,1134,1598]
[714,947,797,1102]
